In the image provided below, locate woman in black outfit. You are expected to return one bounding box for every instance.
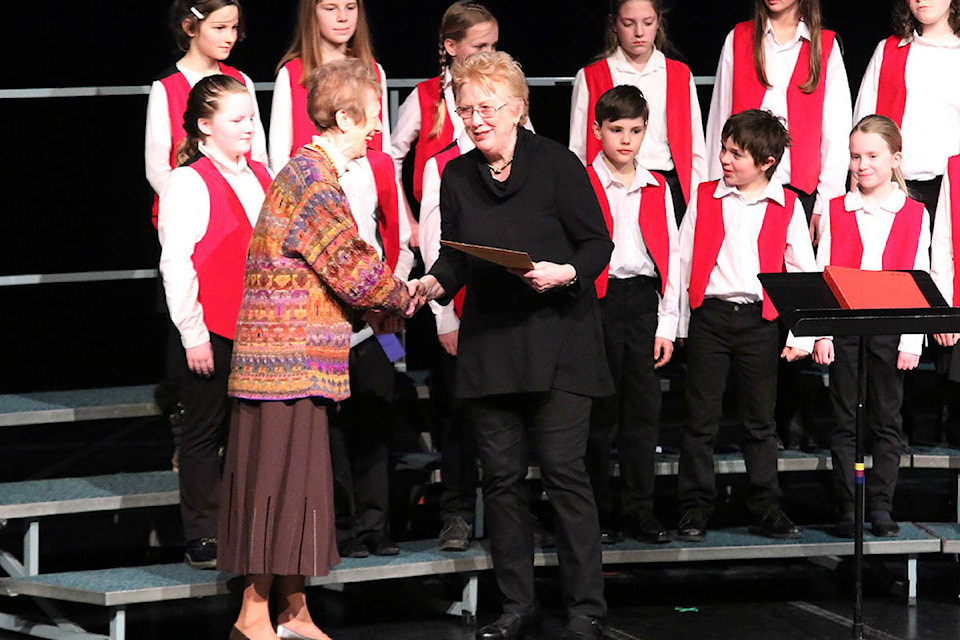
[416,51,613,640]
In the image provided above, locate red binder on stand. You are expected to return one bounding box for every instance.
[823,266,929,310]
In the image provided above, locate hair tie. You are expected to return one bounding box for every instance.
[190,6,204,20]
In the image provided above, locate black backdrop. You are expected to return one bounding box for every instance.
[0,0,899,392]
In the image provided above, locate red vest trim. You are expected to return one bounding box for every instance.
[731,21,835,194]
[949,155,960,304]
[827,194,925,270]
[287,58,385,156]
[187,156,271,340]
[582,57,695,203]
[688,180,796,320]
[412,76,455,203]
[586,165,671,298]
[431,143,467,318]
[876,36,910,128]
[152,63,248,228]
[365,148,401,271]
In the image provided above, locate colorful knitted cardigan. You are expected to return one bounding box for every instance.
[228,145,410,401]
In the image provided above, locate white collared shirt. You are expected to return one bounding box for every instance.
[931,169,957,305]
[158,142,269,348]
[855,32,960,181]
[269,61,391,173]
[677,177,817,350]
[704,21,852,215]
[569,47,707,195]
[145,64,268,197]
[816,185,931,354]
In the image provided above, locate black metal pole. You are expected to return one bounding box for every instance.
[853,336,866,639]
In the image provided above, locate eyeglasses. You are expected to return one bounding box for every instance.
[454,103,509,120]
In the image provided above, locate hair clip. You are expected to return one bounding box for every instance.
[190,6,205,20]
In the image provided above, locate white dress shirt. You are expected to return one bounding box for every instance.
[854,32,960,181]
[591,153,681,341]
[816,186,931,354]
[931,169,957,305]
[705,21,852,215]
[569,47,707,195]
[677,177,817,351]
[419,132,476,336]
[269,62,391,172]
[145,64,268,197]
[158,143,269,349]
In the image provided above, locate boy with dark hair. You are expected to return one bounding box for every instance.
[585,85,680,544]
[676,108,817,542]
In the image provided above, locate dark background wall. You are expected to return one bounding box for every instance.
[0,0,899,392]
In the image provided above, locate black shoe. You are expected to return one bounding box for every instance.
[748,507,802,539]
[476,612,541,640]
[677,508,707,542]
[599,528,622,545]
[623,511,671,544]
[870,511,901,538]
[439,516,472,552]
[360,533,400,556]
[835,512,855,539]
[338,537,370,559]
[560,615,603,640]
[184,537,217,569]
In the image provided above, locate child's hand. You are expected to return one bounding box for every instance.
[897,351,920,370]
[781,346,809,362]
[934,333,960,347]
[812,338,834,366]
[653,338,674,369]
[809,213,821,247]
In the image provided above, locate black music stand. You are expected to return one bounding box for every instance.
[759,270,960,639]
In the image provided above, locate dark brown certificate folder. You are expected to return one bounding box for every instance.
[440,240,536,270]
[823,265,929,310]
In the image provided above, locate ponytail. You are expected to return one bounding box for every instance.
[176,74,248,167]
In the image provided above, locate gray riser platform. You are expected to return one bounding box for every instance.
[0,386,160,428]
[917,522,960,553]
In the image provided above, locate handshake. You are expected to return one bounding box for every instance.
[403,275,445,318]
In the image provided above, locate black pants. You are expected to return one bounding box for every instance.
[784,184,816,223]
[905,177,942,227]
[329,337,396,542]
[678,300,782,517]
[432,351,478,523]
[656,168,687,226]
[587,276,662,526]
[470,390,606,619]
[172,332,233,542]
[828,335,905,514]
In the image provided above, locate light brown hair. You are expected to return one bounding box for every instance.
[752,0,824,93]
[306,58,382,133]
[175,74,249,166]
[850,115,908,194]
[453,51,529,126]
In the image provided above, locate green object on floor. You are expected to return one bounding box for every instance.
[674,607,699,613]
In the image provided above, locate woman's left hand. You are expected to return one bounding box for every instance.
[510,261,577,293]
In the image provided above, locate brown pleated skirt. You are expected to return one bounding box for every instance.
[218,397,340,576]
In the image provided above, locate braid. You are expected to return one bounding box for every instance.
[429,42,448,138]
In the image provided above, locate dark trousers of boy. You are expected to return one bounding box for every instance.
[470,390,606,619]
[678,300,782,517]
[432,351,478,526]
[587,276,661,529]
[328,337,395,546]
[828,335,904,515]
[172,332,233,543]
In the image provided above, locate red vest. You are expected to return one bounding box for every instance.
[827,194,924,271]
[586,165,671,299]
[152,63,248,228]
[731,21,835,194]
[412,76,456,203]
[188,156,272,340]
[285,57,385,156]
[875,35,911,128]
[432,143,467,317]
[583,56,695,203]
[688,180,796,320]
[365,148,401,271]
[949,155,960,304]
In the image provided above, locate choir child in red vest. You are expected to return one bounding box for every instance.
[930,154,960,446]
[146,0,267,229]
[855,0,960,220]
[392,1,498,205]
[419,131,481,551]
[704,0,850,241]
[570,0,705,224]
[676,109,816,542]
[812,115,931,538]
[582,85,679,545]
[158,75,272,569]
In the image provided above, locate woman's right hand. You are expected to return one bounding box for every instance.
[186,342,215,377]
[812,338,834,366]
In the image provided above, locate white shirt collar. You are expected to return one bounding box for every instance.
[592,152,659,194]
[310,135,349,177]
[909,29,960,48]
[844,184,908,214]
[714,176,787,206]
[198,142,248,175]
[610,46,666,76]
[764,19,811,46]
